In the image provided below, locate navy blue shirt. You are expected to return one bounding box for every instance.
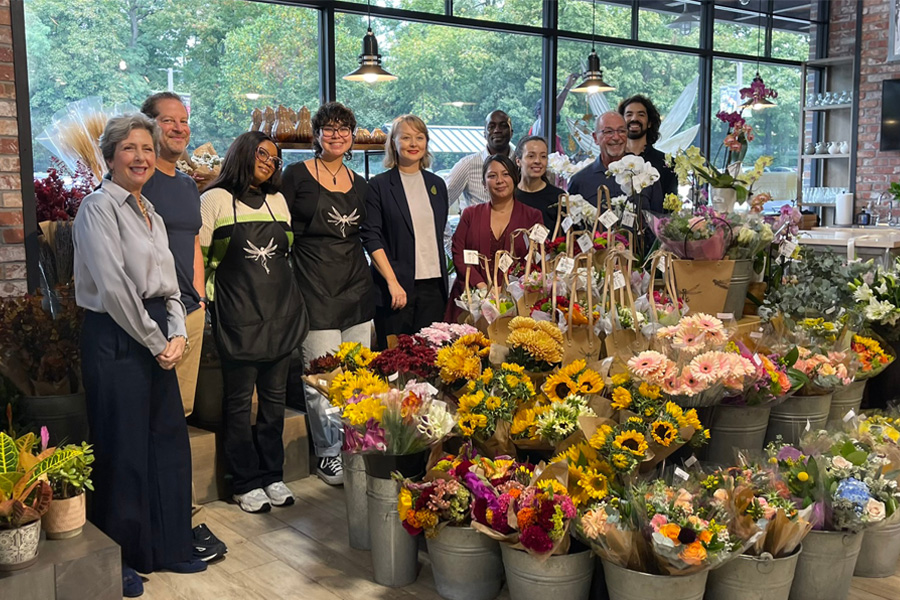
[143,169,202,313]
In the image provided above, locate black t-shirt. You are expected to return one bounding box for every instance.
[515,183,565,230]
[641,145,678,197]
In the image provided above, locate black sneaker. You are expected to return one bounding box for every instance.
[192,523,227,562]
[316,456,344,486]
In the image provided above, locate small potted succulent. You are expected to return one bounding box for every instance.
[44,441,93,539]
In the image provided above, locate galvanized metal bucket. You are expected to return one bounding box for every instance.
[601,558,708,600]
[343,452,370,550]
[366,474,418,587]
[788,530,863,600]
[426,526,503,600]
[827,381,866,427]
[501,544,594,600]
[854,519,900,578]
[765,393,832,446]
[723,258,754,318]
[705,547,801,600]
[706,404,772,465]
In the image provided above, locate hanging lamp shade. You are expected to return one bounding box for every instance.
[740,73,777,110]
[666,3,700,36]
[343,28,397,83]
[571,51,615,94]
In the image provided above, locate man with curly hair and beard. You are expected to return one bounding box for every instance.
[618,94,678,196]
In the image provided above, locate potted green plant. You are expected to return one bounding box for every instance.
[0,422,84,570]
[44,441,93,539]
[0,292,86,446]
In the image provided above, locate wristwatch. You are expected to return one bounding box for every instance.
[199,297,209,307]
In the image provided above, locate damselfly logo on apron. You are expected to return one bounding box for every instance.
[244,237,277,274]
[327,206,360,237]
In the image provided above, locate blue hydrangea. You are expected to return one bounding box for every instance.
[835,477,871,509]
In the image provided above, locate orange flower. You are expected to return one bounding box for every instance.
[517,507,537,528]
[508,488,522,499]
[698,530,712,544]
[659,523,681,542]
[681,541,708,565]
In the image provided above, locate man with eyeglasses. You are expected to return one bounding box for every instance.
[569,111,664,212]
[445,110,514,210]
[141,92,228,564]
[618,94,678,196]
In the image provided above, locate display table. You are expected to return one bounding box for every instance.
[0,521,120,600]
[799,227,900,266]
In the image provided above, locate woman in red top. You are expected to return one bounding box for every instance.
[446,154,542,322]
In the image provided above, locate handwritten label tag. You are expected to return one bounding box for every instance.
[498,254,514,273]
[613,271,627,290]
[577,233,594,254]
[843,409,856,422]
[780,240,798,257]
[561,216,574,232]
[600,210,619,228]
[463,249,479,265]
[657,255,666,273]
[675,467,690,481]
[716,312,734,321]
[557,256,575,275]
[825,305,836,315]
[529,224,549,244]
[317,378,328,388]
[388,372,399,382]
[684,455,698,468]
[752,353,762,366]
[325,406,341,415]
[622,210,636,228]
[750,331,764,339]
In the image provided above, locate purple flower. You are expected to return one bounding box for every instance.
[343,423,364,452]
[40,426,49,452]
[777,446,803,462]
[362,419,387,452]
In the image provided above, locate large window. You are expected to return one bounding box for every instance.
[25,0,319,171]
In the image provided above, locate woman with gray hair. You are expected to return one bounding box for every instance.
[74,113,205,597]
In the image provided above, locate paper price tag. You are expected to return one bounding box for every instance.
[752,353,762,366]
[657,255,666,273]
[599,210,619,228]
[780,240,798,257]
[325,406,341,415]
[684,455,698,468]
[675,467,690,481]
[750,331,764,339]
[613,271,627,290]
[498,253,514,273]
[317,378,328,388]
[557,256,575,275]
[424,383,439,396]
[529,224,549,244]
[577,233,594,254]
[622,210,636,228]
[569,202,583,218]
[463,249,479,265]
[388,372,399,382]
[825,305,836,315]
[561,216,574,232]
[805,418,811,432]
[716,312,734,321]
[843,409,856,423]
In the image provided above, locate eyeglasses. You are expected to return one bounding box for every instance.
[320,125,354,138]
[601,128,627,137]
[256,146,283,170]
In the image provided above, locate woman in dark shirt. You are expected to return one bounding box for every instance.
[281,102,375,486]
[514,135,565,229]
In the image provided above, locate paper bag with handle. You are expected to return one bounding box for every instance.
[508,227,548,317]
[486,249,517,345]
[642,249,684,346]
[601,247,647,370]
[560,253,603,365]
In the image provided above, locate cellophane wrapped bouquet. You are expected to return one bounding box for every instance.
[849,333,895,381]
[646,207,731,261]
[721,343,807,407]
[434,331,491,388]
[303,341,384,401]
[370,334,438,385]
[849,256,900,341]
[417,322,480,350]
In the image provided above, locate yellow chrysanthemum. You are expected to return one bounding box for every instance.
[610,373,631,386]
[342,395,386,426]
[650,421,678,447]
[611,387,633,410]
[544,371,577,402]
[577,370,604,395]
[507,328,564,364]
[535,320,565,344]
[436,344,483,383]
[577,469,609,500]
[638,382,661,400]
[613,430,648,457]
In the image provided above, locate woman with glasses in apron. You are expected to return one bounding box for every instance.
[281,102,375,486]
[200,131,308,513]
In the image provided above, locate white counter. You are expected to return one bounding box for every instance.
[798,227,900,249]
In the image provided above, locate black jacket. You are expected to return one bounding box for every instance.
[361,167,449,308]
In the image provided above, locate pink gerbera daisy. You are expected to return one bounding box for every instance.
[692,313,724,333]
[628,351,667,378]
[689,352,721,383]
[680,371,708,395]
[674,325,708,355]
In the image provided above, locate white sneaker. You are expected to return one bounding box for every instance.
[263,481,295,507]
[233,488,271,513]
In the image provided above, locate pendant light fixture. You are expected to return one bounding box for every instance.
[666,2,700,36]
[740,19,777,111]
[343,0,397,83]
[572,1,615,94]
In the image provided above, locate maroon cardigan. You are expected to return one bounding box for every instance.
[445,200,543,322]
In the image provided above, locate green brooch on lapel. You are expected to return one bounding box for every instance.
[430,185,437,195]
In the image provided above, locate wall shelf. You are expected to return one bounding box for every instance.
[803,104,852,111]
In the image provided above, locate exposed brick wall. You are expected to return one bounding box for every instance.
[830,0,900,206]
[0,0,24,296]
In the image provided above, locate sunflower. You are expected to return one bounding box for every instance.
[610,372,630,386]
[458,391,484,412]
[511,407,537,436]
[486,395,502,410]
[612,453,631,470]
[613,430,648,457]
[544,371,578,402]
[329,369,389,406]
[650,421,679,446]
[458,414,479,436]
[589,424,614,449]
[537,479,568,496]
[578,469,609,500]
[638,382,661,400]
[611,387,633,410]
[576,370,604,395]
[626,416,645,428]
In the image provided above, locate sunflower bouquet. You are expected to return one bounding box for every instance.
[505,317,564,373]
[335,341,380,371]
[857,413,900,446]
[552,439,614,507]
[328,369,390,409]
[850,334,894,380]
[435,332,491,387]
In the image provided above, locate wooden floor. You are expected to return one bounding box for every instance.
[133,477,900,600]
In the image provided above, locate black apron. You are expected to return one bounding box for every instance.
[212,195,308,362]
[292,171,374,331]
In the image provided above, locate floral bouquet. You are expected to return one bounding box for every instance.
[530,295,598,328]
[850,257,900,340]
[342,381,455,455]
[792,347,853,395]
[576,494,646,570]
[726,212,774,260]
[328,368,390,409]
[176,142,224,191]
[633,290,687,336]
[434,332,491,387]
[505,317,564,373]
[552,439,613,507]
[721,344,806,407]
[456,363,536,457]
[545,231,628,261]
[417,322,480,350]
[857,413,900,447]
[850,334,895,380]
[371,334,438,384]
[645,207,731,261]
[336,342,379,371]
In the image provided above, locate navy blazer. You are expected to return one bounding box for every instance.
[361,167,450,308]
